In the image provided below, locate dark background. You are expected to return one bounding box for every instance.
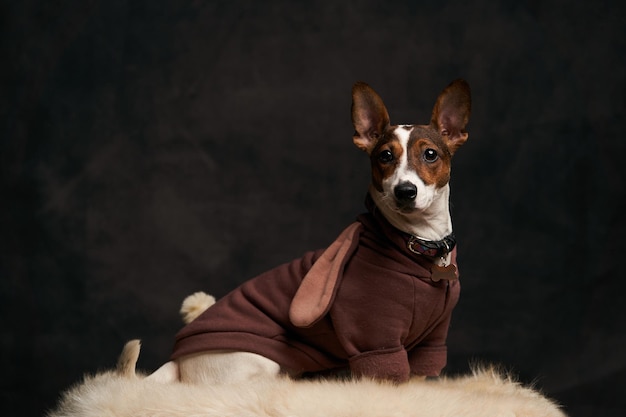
[2,1,625,416]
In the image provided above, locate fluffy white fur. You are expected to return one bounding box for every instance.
[48,340,566,417]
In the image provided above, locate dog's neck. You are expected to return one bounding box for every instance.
[370,184,452,242]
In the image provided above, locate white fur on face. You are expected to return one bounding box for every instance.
[382,126,438,211]
[371,126,452,240]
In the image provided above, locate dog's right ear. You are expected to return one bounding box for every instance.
[352,82,390,154]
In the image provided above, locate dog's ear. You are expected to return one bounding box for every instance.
[352,82,390,154]
[431,79,471,155]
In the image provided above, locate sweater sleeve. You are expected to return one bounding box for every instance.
[407,312,452,377]
[349,347,410,382]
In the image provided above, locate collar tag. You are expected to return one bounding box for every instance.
[407,235,459,282]
[431,262,458,282]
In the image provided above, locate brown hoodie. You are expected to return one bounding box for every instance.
[170,196,460,382]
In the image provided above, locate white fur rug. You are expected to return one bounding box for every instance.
[48,340,566,417]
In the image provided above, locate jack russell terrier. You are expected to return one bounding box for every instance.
[150,79,471,384]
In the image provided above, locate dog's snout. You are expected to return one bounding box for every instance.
[394,182,417,203]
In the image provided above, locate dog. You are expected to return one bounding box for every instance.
[149,79,471,385]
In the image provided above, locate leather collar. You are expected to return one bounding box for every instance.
[406,233,456,258]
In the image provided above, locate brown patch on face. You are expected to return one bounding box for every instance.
[407,127,452,188]
[369,129,403,192]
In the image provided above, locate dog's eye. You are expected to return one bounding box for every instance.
[378,149,394,163]
[423,148,438,162]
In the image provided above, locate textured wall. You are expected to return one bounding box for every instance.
[2,1,625,416]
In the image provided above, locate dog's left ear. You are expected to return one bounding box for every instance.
[352,82,390,154]
[431,79,471,155]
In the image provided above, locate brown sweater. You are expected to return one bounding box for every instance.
[171,198,460,382]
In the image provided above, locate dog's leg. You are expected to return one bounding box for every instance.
[146,360,180,383]
[178,351,281,384]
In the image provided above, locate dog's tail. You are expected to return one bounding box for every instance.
[116,339,141,378]
[111,293,214,381]
[180,291,216,324]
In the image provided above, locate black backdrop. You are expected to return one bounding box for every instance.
[2,1,625,416]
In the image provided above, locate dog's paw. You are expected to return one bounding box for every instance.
[180,291,216,323]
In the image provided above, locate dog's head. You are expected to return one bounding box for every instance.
[352,80,471,237]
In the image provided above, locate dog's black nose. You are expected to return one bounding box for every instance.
[394,182,417,202]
